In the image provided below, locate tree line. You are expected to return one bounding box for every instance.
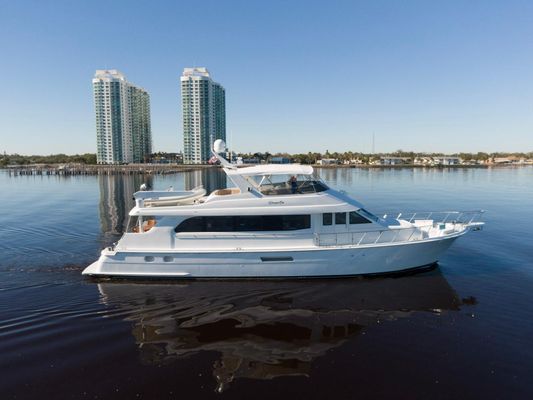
[2,150,532,167]
[0,153,97,167]
[236,150,533,164]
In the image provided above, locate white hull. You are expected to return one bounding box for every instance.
[83,233,461,279]
[83,146,484,280]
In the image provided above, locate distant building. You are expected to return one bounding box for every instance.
[271,157,290,164]
[462,159,482,165]
[343,159,364,165]
[379,157,411,165]
[93,70,152,164]
[493,156,525,164]
[181,67,226,164]
[151,152,183,164]
[242,157,260,164]
[317,158,339,165]
[414,157,433,165]
[433,156,461,165]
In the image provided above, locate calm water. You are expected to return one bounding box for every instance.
[1,167,532,399]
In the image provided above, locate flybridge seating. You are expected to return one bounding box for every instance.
[211,188,241,196]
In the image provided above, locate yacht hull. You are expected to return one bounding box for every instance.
[82,234,460,279]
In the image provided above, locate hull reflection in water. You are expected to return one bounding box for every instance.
[97,270,461,392]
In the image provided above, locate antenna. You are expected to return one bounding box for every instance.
[213,139,235,169]
[230,130,233,163]
[372,132,375,154]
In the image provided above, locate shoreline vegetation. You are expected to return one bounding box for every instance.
[2,150,533,165]
[2,161,532,177]
[1,151,532,176]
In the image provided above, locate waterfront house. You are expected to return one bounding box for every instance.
[317,158,339,165]
[271,157,290,164]
[343,159,364,165]
[243,158,261,164]
[493,156,526,164]
[414,157,433,165]
[432,157,461,165]
[379,157,411,165]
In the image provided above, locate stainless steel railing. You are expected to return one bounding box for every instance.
[314,226,429,247]
[314,210,484,247]
[381,210,485,225]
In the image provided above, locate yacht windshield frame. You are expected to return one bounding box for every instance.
[252,173,329,195]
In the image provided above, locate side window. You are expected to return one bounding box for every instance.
[335,212,346,224]
[323,213,332,225]
[278,215,311,230]
[205,216,234,231]
[349,211,371,224]
[175,217,205,232]
[175,215,311,232]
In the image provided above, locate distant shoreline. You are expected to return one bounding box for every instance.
[2,162,531,176]
[312,163,530,168]
[2,164,208,176]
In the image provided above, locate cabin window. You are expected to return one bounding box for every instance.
[335,212,346,225]
[175,215,311,232]
[349,211,372,224]
[323,213,332,225]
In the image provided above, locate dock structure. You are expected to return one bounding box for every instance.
[5,164,212,176]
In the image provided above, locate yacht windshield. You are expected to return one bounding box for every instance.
[251,174,328,195]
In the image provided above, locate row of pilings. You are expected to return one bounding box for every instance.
[5,164,211,176]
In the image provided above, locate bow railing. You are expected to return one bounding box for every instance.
[381,210,485,225]
[314,210,484,247]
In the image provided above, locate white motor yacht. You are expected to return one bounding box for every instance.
[83,140,484,278]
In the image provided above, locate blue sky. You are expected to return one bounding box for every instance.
[1,0,532,155]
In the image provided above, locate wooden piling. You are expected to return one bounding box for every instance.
[5,164,212,176]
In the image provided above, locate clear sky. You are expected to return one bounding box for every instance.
[1,0,532,155]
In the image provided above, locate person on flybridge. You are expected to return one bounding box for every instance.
[289,175,298,194]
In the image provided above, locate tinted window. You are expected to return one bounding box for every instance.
[175,215,311,232]
[335,212,346,224]
[175,217,205,232]
[323,213,332,225]
[349,211,371,224]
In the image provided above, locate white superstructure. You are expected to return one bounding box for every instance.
[83,140,484,278]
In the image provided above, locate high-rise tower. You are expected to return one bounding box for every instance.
[93,70,152,164]
[181,67,226,164]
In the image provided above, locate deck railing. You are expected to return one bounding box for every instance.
[314,210,484,247]
[314,226,430,247]
[381,210,484,225]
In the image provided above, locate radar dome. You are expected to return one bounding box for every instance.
[213,139,226,153]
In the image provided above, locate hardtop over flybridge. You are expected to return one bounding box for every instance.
[83,140,484,278]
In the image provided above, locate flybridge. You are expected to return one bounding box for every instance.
[211,140,324,194]
[225,164,314,176]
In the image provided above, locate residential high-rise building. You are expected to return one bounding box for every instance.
[93,70,152,164]
[181,67,226,164]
